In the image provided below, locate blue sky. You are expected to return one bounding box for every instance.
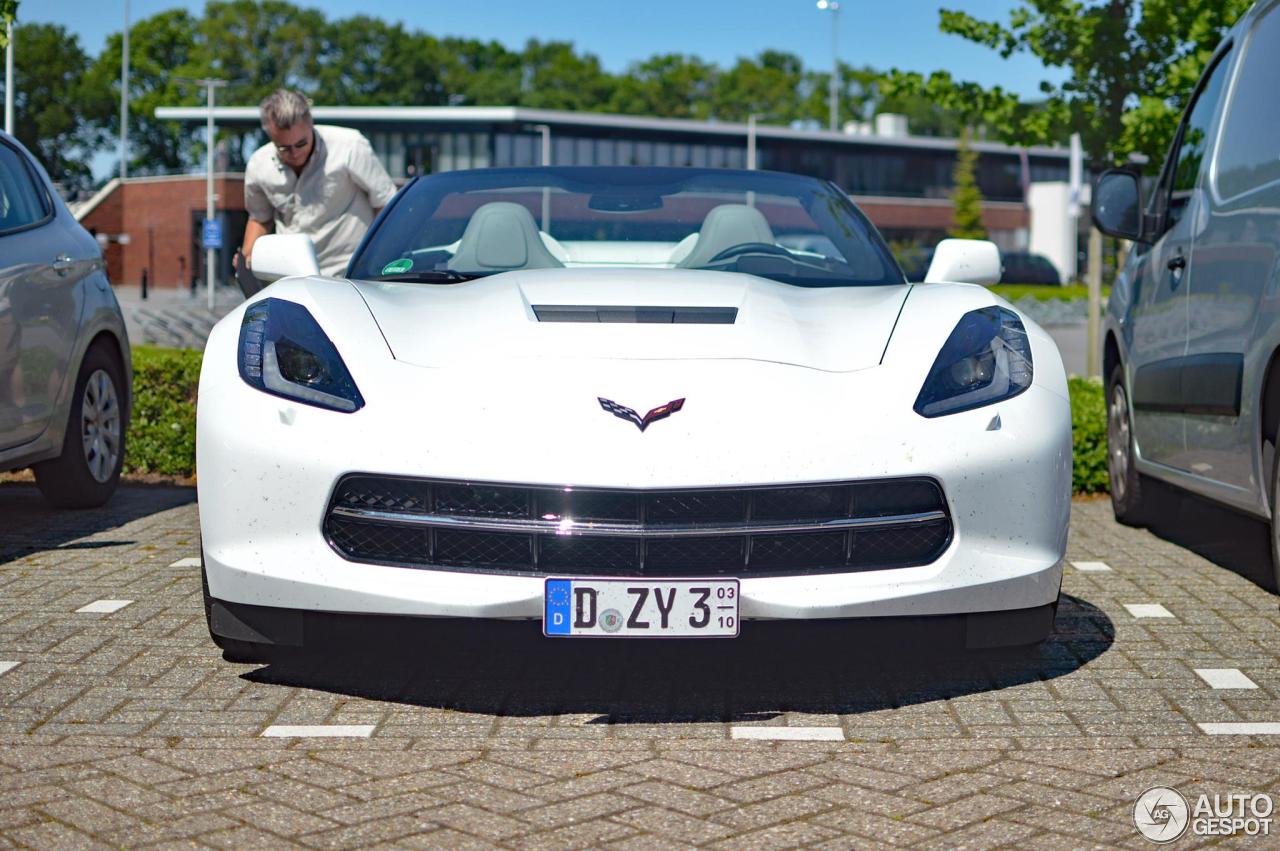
[24,0,1065,99]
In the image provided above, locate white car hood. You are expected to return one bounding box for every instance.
[352,267,909,373]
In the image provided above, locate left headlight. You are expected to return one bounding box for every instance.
[237,297,365,413]
[914,306,1032,418]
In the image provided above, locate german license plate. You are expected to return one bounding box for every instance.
[543,578,740,638]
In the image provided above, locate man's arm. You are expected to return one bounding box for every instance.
[347,135,397,210]
[241,218,274,265]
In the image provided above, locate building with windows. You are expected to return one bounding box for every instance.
[79,105,1079,289]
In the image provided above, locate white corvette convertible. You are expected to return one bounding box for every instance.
[198,167,1070,662]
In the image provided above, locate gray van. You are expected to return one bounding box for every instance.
[0,131,131,507]
[1093,0,1280,586]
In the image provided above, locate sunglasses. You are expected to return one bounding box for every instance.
[275,134,312,155]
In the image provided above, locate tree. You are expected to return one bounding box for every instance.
[315,17,447,107]
[0,1,15,48]
[949,129,986,240]
[86,10,204,177]
[436,37,523,106]
[514,40,615,111]
[712,51,807,123]
[607,54,717,120]
[881,0,1253,166]
[3,23,111,192]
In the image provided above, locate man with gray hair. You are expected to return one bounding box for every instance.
[241,89,396,277]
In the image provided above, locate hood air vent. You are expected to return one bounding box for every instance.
[532,305,738,324]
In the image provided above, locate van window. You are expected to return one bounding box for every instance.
[1161,51,1230,229]
[1217,4,1280,199]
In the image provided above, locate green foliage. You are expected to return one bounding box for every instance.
[0,0,15,44]
[125,346,201,477]
[84,10,202,177]
[1069,376,1109,494]
[949,129,986,240]
[607,54,717,120]
[881,0,1254,167]
[990,284,1109,302]
[1,23,112,192]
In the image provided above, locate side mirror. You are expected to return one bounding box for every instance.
[250,234,320,283]
[924,239,1002,285]
[1092,169,1143,241]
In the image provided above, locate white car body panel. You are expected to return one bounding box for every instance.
[357,268,908,372]
[197,272,1070,624]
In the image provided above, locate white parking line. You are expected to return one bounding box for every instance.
[1194,668,1259,690]
[1072,561,1113,572]
[730,726,845,741]
[0,662,17,676]
[1124,603,1174,619]
[75,600,133,614]
[1198,723,1280,735]
[169,557,202,568]
[260,725,375,738]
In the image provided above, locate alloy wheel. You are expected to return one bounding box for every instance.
[80,369,121,483]
[1108,383,1131,502]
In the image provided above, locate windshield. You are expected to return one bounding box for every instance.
[348,167,904,287]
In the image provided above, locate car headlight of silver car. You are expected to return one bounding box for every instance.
[237,298,365,413]
[914,306,1032,418]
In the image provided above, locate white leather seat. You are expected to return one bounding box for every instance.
[677,204,777,268]
[447,202,564,272]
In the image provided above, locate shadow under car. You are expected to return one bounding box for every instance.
[243,594,1113,724]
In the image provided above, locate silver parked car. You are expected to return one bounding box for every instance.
[1093,0,1280,587]
[0,131,130,507]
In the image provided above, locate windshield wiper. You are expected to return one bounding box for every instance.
[369,270,486,283]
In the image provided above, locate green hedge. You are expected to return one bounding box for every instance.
[989,284,1110,302]
[120,347,1115,494]
[1069,376,1108,494]
[125,346,202,477]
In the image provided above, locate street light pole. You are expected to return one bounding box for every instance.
[817,0,840,132]
[176,76,228,310]
[4,18,14,136]
[534,123,551,231]
[120,0,129,179]
[202,79,225,311]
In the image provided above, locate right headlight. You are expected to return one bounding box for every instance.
[913,306,1033,418]
[237,298,365,413]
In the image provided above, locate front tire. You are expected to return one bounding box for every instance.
[34,342,126,508]
[1107,363,1151,526]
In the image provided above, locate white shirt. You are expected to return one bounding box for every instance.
[245,125,396,276]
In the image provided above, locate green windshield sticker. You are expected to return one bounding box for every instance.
[381,258,413,275]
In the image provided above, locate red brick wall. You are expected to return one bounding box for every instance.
[80,175,246,289]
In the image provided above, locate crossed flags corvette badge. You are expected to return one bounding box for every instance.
[597,397,686,432]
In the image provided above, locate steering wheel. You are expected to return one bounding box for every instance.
[706,242,793,264]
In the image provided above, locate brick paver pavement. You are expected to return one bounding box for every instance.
[1,483,1278,848]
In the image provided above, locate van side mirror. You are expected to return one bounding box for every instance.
[924,239,1002,285]
[249,234,321,283]
[1092,169,1143,241]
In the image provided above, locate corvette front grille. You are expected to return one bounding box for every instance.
[324,475,952,577]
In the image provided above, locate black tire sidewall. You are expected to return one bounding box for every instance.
[1270,449,1280,593]
[34,343,126,507]
[1107,363,1146,525]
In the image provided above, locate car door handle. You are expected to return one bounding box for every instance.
[1167,255,1186,271]
[52,254,75,274]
